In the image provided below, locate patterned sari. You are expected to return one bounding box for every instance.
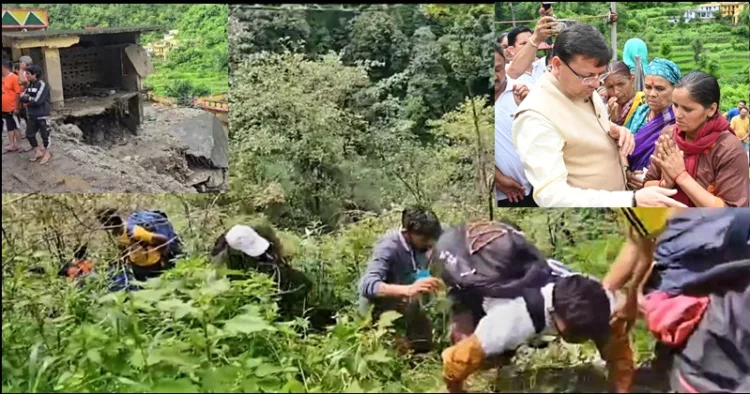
[617,91,646,126]
[626,105,676,171]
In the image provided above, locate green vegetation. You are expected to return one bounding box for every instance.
[2,194,660,393]
[228,4,494,232]
[495,2,749,112]
[6,4,228,98]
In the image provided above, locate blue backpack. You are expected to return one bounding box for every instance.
[126,210,183,260]
[653,209,750,295]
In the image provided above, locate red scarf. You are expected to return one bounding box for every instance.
[672,114,734,206]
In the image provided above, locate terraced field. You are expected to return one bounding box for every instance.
[497,1,749,112]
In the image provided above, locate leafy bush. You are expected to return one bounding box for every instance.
[164,80,210,106]
[229,5,494,232]
[2,194,661,393]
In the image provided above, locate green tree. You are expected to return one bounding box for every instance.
[691,38,704,63]
[229,52,371,229]
[626,20,642,32]
[659,41,673,58]
[403,27,450,137]
[342,10,411,81]
[697,54,720,77]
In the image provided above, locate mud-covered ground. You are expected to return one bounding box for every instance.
[2,105,215,194]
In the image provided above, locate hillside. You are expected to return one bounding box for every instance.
[495,1,749,112]
[5,4,228,98]
[1,194,666,393]
[228,4,495,232]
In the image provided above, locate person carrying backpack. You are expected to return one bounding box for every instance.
[97,208,183,282]
[637,209,750,393]
[433,221,632,393]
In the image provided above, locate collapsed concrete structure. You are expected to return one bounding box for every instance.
[2,26,230,193]
[2,26,158,130]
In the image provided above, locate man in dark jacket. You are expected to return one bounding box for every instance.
[19,64,51,165]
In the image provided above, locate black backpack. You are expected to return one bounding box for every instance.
[652,209,750,296]
[435,222,556,333]
[436,222,554,297]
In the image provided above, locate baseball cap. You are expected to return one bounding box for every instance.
[225,225,270,257]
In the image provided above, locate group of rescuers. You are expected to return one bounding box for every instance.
[60,206,749,393]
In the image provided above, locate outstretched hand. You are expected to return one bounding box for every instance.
[610,290,638,332]
[406,277,442,297]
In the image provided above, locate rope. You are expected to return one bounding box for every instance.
[495,13,613,24]
[232,5,365,14]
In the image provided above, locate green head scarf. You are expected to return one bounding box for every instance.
[623,38,649,73]
[645,57,681,85]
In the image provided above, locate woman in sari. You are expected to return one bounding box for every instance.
[624,58,680,190]
[645,71,749,207]
[604,61,646,127]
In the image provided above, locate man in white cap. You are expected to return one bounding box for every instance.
[224,224,272,260]
[211,224,314,320]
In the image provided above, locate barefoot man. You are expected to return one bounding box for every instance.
[19,64,52,165]
[2,59,24,153]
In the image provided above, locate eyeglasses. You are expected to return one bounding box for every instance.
[560,58,610,86]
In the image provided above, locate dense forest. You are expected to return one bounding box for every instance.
[495,1,749,112]
[228,4,495,232]
[2,194,663,393]
[5,4,228,98]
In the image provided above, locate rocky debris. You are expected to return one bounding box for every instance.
[55,123,84,144]
[64,113,131,147]
[2,105,217,194]
[188,168,228,193]
[168,113,229,169]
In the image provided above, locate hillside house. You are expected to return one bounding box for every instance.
[683,2,746,24]
[144,30,180,60]
[2,26,159,131]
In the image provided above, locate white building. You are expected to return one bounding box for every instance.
[683,2,744,24]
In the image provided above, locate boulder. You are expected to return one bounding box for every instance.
[168,113,229,169]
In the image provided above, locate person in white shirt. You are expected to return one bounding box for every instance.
[495,39,535,206]
[437,221,634,393]
[504,24,552,87]
[499,32,510,61]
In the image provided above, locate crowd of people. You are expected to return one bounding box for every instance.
[36,201,750,393]
[356,206,749,393]
[494,6,750,208]
[2,56,52,164]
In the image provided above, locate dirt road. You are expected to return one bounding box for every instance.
[2,105,216,194]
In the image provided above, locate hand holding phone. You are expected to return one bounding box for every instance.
[540,2,555,17]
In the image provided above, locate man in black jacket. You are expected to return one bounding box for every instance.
[20,64,51,165]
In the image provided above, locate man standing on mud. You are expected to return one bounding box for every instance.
[358,206,443,353]
[20,64,52,165]
[2,59,24,153]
